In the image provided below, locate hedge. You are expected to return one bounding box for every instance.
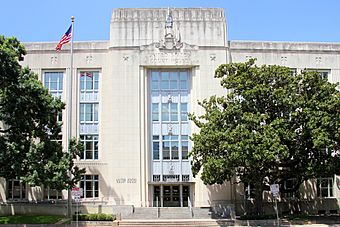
[73,213,114,221]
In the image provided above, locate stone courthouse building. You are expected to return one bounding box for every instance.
[0,8,339,215]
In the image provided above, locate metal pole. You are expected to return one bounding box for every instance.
[76,200,79,227]
[275,197,280,226]
[67,15,75,218]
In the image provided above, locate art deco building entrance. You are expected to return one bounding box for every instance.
[149,69,194,207]
[153,185,190,207]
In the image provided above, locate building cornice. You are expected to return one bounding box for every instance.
[230,40,340,54]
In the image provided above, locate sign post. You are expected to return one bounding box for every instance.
[270,184,280,226]
[72,187,83,227]
[337,176,340,215]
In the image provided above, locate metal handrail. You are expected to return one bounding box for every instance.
[188,197,194,217]
[156,196,160,218]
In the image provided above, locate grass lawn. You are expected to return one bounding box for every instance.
[0,215,65,224]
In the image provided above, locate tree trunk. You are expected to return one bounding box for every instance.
[254,184,264,215]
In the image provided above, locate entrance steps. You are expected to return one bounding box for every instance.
[124,207,193,219]
[124,207,158,219]
[120,207,233,226]
[117,219,230,227]
[159,207,192,219]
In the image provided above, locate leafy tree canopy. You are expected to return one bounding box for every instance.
[0,36,84,190]
[190,59,340,213]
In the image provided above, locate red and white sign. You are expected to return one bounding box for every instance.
[72,187,83,197]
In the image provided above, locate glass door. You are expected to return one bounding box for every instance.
[182,185,189,207]
[163,185,181,207]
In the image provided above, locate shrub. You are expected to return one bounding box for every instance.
[73,213,114,221]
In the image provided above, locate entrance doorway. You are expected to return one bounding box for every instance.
[153,185,190,207]
[163,185,179,207]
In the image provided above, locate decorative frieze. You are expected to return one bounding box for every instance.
[86,55,93,64]
[210,54,216,61]
[281,56,287,65]
[50,56,58,64]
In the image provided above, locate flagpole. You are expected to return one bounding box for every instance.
[67,15,75,218]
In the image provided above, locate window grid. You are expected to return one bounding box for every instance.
[80,175,99,198]
[151,70,189,163]
[317,177,333,198]
[80,103,99,123]
[44,72,63,98]
[80,71,99,92]
[162,135,179,160]
[7,179,26,200]
[80,135,99,160]
[152,71,188,92]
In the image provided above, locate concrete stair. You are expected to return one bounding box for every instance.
[158,207,192,219]
[124,207,192,219]
[124,207,158,219]
[117,219,230,227]
[192,207,214,219]
[119,207,234,226]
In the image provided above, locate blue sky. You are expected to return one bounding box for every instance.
[1,0,339,43]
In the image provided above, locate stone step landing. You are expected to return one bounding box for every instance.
[124,207,193,219]
[116,219,231,227]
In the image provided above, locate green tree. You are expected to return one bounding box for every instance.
[190,59,340,214]
[0,36,85,191]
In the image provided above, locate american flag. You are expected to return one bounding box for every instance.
[56,25,72,51]
[80,72,93,78]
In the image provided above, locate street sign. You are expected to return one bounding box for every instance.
[270,184,280,197]
[73,196,81,202]
[72,187,83,198]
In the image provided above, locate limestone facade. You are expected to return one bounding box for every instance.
[0,8,339,214]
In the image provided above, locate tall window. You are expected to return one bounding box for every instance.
[80,135,99,160]
[317,177,333,198]
[150,70,189,162]
[80,175,99,198]
[79,71,100,161]
[44,72,63,98]
[44,72,63,146]
[7,179,26,200]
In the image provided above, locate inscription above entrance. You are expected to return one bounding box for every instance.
[141,51,198,66]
